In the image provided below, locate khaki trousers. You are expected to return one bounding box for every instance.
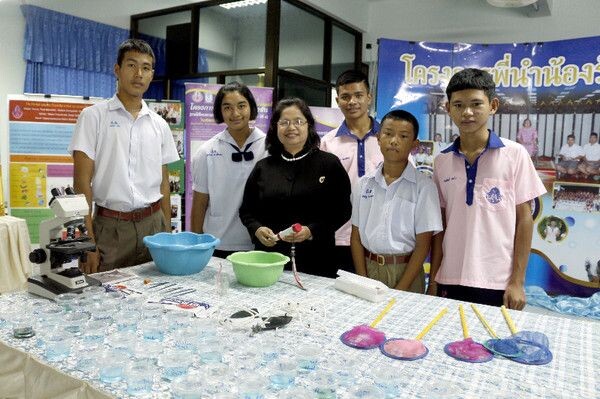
[93,210,166,272]
[366,257,425,294]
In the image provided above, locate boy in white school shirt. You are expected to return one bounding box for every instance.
[350,110,443,292]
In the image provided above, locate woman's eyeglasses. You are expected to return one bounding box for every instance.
[277,119,307,128]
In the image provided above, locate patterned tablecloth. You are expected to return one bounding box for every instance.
[0,258,599,398]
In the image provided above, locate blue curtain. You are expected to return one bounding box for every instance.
[21,5,128,98]
[21,5,209,100]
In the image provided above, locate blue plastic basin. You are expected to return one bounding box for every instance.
[143,232,220,276]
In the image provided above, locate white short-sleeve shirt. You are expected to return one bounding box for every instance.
[68,95,179,211]
[559,143,584,159]
[192,127,267,251]
[582,143,600,162]
[351,162,443,255]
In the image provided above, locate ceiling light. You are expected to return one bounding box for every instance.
[486,0,537,7]
[220,0,267,9]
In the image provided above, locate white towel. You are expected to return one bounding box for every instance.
[0,216,32,293]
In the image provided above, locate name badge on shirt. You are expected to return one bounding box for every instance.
[207,149,223,157]
[362,188,374,199]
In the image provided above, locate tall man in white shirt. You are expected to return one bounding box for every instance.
[70,39,179,273]
[556,134,584,177]
[578,132,600,178]
[320,70,382,272]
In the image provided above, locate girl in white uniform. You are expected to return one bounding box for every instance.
[191,82,267,258]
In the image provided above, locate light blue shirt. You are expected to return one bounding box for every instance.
[351,162,443,254]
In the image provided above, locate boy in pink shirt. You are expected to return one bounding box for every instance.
[430,68,546,310]
[321,70,382,272]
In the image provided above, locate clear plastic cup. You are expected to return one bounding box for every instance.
[141,303,165,319]
[88,300,118,322]
[260,337,280,364]
[115,310,141,332]
[160,349,193,381]
[12,313,35,339]
[44,332,73,361]
[171,374,203,399]
[75,347,102,373]
[167,310,192,331]
[296,343,320,371]
[140,317,166,342]
[311,372,337,399]
[269,357,297,390]
[349,385,385,398]
[198,339,224,364]
[98,349,128,383]
[372,367,401,398]
[82,285,105,297]
[121,296,145,312]
[36,305,65,328]
[109,331,138,355]
[63,311,90,335]
[279,387,313,399]
[54,292,80,312]
[125,361,154,396]
[133,339,163,365]
[82,319,110,345]
[237,374,266,399]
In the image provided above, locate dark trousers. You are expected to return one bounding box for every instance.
[94,210,166,272]
[334,245,355,273]
[437,284,505,307]
[213,249,238,259]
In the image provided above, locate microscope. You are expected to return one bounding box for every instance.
[28,187,101,299]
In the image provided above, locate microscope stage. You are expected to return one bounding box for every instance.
[28,274,102,300]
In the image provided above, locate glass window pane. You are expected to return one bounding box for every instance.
[225,74,265,87]
[278,74,328,107]
[331,26,356,84]
[137,11,192,76]
[198,1,267,73]
[279,1,325,81]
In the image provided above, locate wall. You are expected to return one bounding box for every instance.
[0,1,26,200]
[3,0,600,202]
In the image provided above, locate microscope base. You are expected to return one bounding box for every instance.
[28,274,102,300]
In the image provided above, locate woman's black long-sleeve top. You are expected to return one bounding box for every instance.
[239,148,351,278]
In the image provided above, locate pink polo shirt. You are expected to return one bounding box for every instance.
[321,119,382,245]
[433,132,546,290]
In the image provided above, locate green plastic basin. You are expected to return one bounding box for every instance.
[227,251,290,287]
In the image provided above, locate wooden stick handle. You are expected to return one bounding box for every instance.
[470,304,498,339]
[501,305,518,335]
[370,298,396,328]
[415,307,448,340]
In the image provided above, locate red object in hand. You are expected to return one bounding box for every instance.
[276,223,302,240]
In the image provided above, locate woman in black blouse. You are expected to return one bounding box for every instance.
[239,98,351,278]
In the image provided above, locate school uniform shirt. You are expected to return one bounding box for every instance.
[320,118,382,246]
[192,127,267,251]
[559,143,584,159]
[352,162,442,255]
[69,95,179,211]
[239,148,351,278]
[433,131,546,290]
[582,142,600,162]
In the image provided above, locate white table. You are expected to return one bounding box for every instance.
[0,258,598,398]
